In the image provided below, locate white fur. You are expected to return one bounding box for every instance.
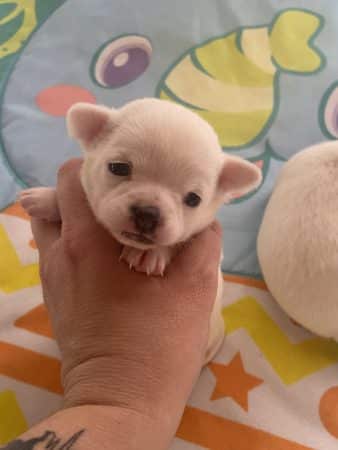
[71,99,261,251]
[257,141,338,339]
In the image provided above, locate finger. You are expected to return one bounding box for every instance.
[31,218,61,259]
[167,221,222,279]
[57,158,121,254]
[57,159,95,230]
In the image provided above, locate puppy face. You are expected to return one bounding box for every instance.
[67,99,261,249]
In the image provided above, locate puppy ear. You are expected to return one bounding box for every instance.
[66,103,116,148]
[219,156,262,200]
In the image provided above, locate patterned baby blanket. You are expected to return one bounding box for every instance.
[1,1,338,448]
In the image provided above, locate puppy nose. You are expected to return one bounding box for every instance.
[130,205,160,234]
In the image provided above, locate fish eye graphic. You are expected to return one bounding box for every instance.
[91,35,152,88]
[319,81,338,140]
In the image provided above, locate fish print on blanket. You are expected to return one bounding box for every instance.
[158,9,325,149]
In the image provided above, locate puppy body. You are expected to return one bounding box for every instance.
[258,141,338,340]
[21,98,261,362]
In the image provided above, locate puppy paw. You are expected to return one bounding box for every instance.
[19,188,60,221]
[137,248,170,276]
[120,246,171,276]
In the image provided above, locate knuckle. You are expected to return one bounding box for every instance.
[39,260,48,282]
[210,220,222,237]
[62,231,82,261]
[198,263,219,288]
[61,224,90,262]
[57,158,82,182]
[39,257,54,286]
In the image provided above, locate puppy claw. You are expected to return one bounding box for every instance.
[121,246,171,276]
[121,246,145,272]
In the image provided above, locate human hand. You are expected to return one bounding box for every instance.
[31,159,222,445]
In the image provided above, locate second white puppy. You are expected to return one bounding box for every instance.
[258,141,338,340]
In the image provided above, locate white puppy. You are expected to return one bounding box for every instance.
[258,141,338,340]
[20,98,262,361]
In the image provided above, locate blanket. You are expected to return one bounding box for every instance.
[1,1,338,448]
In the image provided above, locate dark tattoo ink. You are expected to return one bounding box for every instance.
[0,430,85,450]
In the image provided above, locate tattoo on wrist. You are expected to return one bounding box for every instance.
[1,430,85,450]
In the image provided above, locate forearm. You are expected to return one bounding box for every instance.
[10,405,172,450]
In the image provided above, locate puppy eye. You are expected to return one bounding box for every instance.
[184,192,201,208]
[108,162,131,177]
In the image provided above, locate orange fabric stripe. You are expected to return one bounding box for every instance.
[2,202,29,220]
[223,273,268,290]
[177,407,311,450]
[15,304,53,339]
[0,341,62,394]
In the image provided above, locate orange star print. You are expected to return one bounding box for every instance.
[209,352,263,411]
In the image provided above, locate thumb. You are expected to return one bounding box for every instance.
[31,218,61,260]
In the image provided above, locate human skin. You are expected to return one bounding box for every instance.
[8,159,222,450]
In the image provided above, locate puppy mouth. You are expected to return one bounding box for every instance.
[121,231,154,245]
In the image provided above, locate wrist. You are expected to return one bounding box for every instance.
[20,405,173,450]
[62,356,187,448]
[62,356,185,430]
[62,356,146,411]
